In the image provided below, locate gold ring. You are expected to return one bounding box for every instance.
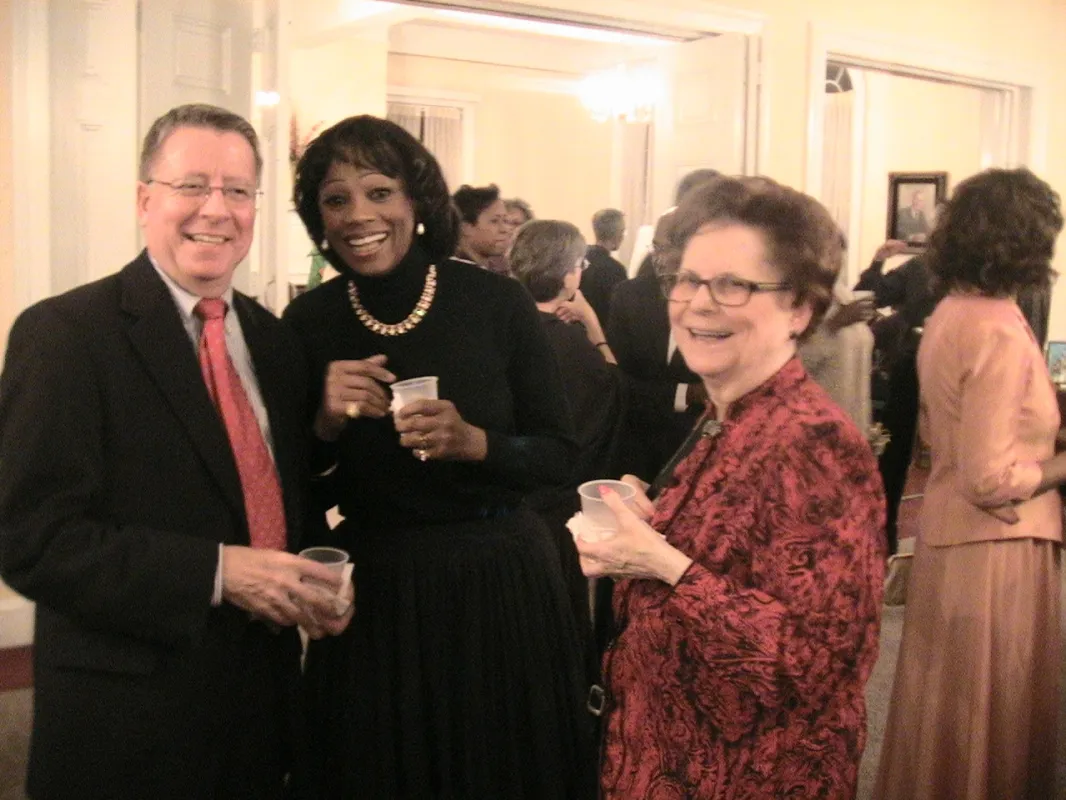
[415,449,429,462]
[419,433,429,448]
[345,401,360,419]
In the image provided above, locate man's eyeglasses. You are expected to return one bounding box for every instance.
[658,271,791,307]
[146,178,260,208]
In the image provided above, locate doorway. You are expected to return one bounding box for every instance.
[10,0,766,316]
[280,0,765,303]
[805,24,1045,284]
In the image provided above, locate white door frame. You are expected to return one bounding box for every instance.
[10,0,52,311]
[389,0,769,179]
[805,23,1047,280]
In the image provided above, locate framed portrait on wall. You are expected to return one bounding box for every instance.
[886,172,948,253]
[1046,340,1066,388]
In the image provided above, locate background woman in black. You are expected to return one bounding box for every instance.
[283,116,593,799]
[509,220,630,676]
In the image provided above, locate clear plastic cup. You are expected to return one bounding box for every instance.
[298,546,349,589]
[390,376,439,412]
[578,479,638,538]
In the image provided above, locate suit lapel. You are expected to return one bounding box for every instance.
[119,254,245,520]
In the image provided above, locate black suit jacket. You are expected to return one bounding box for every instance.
[0,253,316,799]
[580,245,627,326]
[606,274,702,481]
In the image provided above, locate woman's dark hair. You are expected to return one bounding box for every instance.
[453,184,501,225]
[293,115,459,270]
[657,175,841,342]
[926,167,1062,297]
[510,220,586,302]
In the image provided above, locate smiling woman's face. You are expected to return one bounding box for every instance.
[317,161,415,277]
[669,223,810,399]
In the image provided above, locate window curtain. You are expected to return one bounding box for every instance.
[386,102,463,190]
[821,91,854,233]
[617,120,652,268]
[386,102,423,141]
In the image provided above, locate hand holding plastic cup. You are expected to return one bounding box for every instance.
[390,376,439,414]
[577,479,638,540]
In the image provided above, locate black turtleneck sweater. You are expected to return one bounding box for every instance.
[282,244,577,530]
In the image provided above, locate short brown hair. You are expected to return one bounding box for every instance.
[140,104,262,182]
[656,176,841,342]
[927,167,1062,297]
[510,220,586,302]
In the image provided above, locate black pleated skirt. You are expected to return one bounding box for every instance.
[298,506,597,799]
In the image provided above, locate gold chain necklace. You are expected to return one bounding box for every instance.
[346,265,437,336]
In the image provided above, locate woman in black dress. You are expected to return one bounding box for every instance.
[508,221,629,649]
[283,116,593,798]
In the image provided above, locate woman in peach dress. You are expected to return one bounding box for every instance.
[875,167,1065,800]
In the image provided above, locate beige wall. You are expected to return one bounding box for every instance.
[388,54,614,243]
[678,0,1066,333]
[855,70,987,267]
[0,1,13,356]
[290,35,388,131]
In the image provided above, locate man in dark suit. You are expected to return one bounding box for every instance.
[580,208,627,325]
[0,104,351,800]
[894,188,931,242]
[605,172,722,483]
[607,268,703,483]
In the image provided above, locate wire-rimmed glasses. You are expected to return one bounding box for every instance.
[146,178,261,209]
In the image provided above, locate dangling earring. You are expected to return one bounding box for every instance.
[416,222,425,236]
[319,238,330,252]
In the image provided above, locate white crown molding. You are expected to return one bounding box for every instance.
[405,0,766,38]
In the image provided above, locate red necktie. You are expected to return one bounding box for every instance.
[195,298,287,550]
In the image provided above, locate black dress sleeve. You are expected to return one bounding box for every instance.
[480,279,578,489]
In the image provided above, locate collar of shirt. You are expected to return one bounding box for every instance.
[148,255,237,344]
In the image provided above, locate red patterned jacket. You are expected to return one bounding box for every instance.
[601,358,885,799]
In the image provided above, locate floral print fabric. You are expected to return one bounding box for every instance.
[601,358,885,798]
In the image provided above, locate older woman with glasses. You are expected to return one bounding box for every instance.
[575,176,885,798]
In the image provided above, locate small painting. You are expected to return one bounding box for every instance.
[887,172,948,253]
[1046,340,1066,387]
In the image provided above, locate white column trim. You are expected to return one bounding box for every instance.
[12,0,51,309]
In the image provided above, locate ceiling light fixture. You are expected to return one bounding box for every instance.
[579,64,663,123]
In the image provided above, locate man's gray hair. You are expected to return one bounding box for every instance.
[591,208,625,243]
[675,168,721,205]
[139,103,262,182]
